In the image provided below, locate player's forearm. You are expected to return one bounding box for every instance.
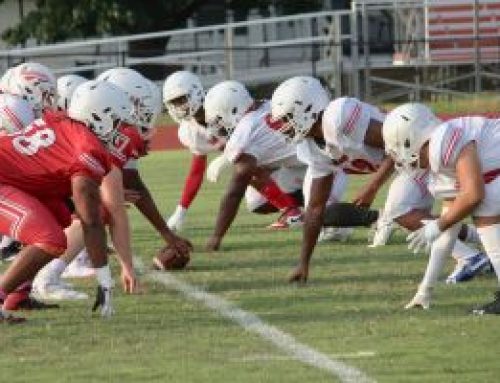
[178,154,206,208]
[364,156,394,193]
[135,190,176,242]
[438,195,481,231]
[108,206,134,269]
[212,189,245,239]
[81,222,108,268]
[299,204,325,267]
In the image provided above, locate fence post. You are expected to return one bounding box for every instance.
[350,1,360,98]
[473,0,482,93]
[225,10,235,80]
[362,2,371,101]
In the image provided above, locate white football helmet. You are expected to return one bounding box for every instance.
[8,62,57,116]
[270,76,329,142]
[68,80,132,143]
[0,93,35,134]
[163,71,204,122]
[382,103,441,171]
[204,80,253,138]
[97,67,159,134]
[56,74,87,112]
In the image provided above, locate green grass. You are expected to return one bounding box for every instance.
[1,150,500,383]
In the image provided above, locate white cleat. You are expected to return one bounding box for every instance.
[318,227,353,243]
[62,250,95,279]
[405,291,431,310]
[368,219,395,248]
[32,281,88,301]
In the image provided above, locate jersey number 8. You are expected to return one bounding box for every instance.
[13,124,56,156]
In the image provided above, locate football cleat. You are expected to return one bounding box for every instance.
[446,253,491,284]
[0,240,22,262]
[368,220,395,248]
[0,309,25,324]
[472,290,500,315]
[318,227,353,242]
[32,280,88,301]
[267,207,303,230]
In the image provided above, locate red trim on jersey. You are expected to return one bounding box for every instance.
[483,168,500,184]
[442,128,463,166]
[342,103,361,136]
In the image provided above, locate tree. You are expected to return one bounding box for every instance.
[0,0,325,78]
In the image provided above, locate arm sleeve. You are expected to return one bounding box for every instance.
[179,154,207,209]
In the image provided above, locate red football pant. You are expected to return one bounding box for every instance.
[0,185,67,256]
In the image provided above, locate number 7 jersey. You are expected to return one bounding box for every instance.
[0,111,112,199]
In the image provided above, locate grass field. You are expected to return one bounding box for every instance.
[1,150,500,383]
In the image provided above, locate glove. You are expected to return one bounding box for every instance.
[404,288,432,310]
[92,285,114,318]
[167,205,187,232]
[206,154,230,183]
[407,219,442,254]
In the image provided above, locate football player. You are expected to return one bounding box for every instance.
[270,77,485,283]
[33,69,192,300]
[0,80,132,322]
[163,71,226,232]
[384,104,500,314]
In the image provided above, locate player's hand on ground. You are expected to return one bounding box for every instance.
[205,236,221,251]
[120,263,139,294]
[167,233,193,257]
[288,263,309,284]
[92,285,115,318]
[352,187,377,208]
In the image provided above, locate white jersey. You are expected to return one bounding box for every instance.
[296,98,385,179]
[178,118,221,155]
[224,102,297,168]
[429,117,500,178]
[428,117,500,216]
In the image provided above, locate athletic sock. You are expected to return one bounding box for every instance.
[477,224,500,284]
[179,154,207,209]
[259,179,299,210]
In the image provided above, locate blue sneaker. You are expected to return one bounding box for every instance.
[446,253,491,284]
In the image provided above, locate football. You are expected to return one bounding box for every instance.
[152,245,190,271]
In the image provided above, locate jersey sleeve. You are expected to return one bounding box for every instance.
[224,118,255,163]
[72,143,112,183]
[296,140,335,179]
[430,120,471,173]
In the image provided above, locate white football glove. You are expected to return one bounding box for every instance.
[407,219,442,254]
[206,154,230,183]
[404,288,432,310]
[167,205,187,232]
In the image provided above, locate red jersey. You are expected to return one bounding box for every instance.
[107,124,145,169]
[0,111,112,200]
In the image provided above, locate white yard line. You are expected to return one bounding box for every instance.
[136,258,374,383]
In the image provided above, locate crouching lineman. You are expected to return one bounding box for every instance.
[0,80,133,323]
[163,71,226,232]
[203,80,310,250]
[270,76,484,284]
[32,68,192,300]
[383,104,500,314]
